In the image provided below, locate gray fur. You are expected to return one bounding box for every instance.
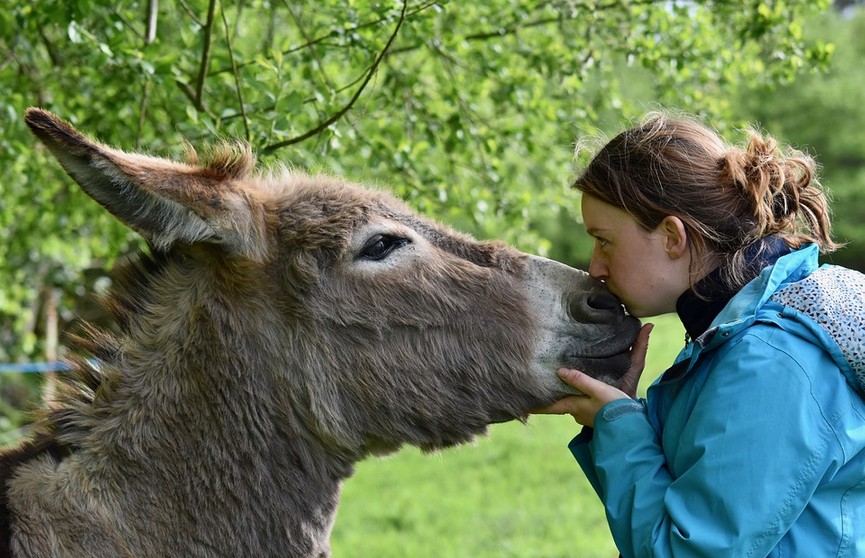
[0,109,640,557]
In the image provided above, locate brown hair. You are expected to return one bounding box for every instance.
[573,111,840,291]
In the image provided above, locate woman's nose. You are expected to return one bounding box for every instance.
[588,256,607,281]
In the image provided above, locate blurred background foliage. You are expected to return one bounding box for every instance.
[1,0,863,434]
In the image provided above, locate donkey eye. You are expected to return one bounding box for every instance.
[358,234,409,261]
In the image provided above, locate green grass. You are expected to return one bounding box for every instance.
[331,314,684,557]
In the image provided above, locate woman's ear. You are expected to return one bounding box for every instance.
[658,216,688,260]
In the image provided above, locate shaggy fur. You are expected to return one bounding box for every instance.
[0,109,640,557]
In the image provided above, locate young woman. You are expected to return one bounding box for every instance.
[540,112,865,556]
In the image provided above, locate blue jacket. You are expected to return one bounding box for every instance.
[570,244,865,557]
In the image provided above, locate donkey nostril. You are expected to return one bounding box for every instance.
[569,291,622,323]
[586,292,621,311]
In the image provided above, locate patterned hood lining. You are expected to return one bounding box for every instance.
[770,266,865,397]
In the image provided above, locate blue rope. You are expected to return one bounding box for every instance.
[0,361,72,374]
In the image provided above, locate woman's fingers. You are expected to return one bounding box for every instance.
[560,368,626,401]
[619,323,653,398]
[534,326,654,426]
[533,396,584,416]
[557,367,599,394]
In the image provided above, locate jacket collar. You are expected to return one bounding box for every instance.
[676,235,791,342]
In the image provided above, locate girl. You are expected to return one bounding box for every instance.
[541,112,865,556]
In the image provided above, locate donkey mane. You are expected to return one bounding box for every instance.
[35,251,174,453]
[182,140,257,180]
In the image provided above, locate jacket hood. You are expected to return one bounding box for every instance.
[697,244,865,398]
[770,263,865,398]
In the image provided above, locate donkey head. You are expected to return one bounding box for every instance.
[26,108,640,458]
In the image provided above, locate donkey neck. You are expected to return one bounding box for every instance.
[66,255,357,556]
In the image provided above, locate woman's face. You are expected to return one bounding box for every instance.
[580,194,692,318]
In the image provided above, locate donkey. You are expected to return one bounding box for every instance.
[0,108,640,558]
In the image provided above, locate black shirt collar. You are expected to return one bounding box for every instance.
[675,235,791,342]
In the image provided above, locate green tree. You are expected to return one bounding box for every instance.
[0,0,835,367]
[738,7,865,271]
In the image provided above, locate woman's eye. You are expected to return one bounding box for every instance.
[358,234,409,261]
[596,237,608,248]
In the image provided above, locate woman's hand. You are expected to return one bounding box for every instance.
[534,323,653,427]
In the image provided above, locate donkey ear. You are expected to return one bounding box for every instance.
[24,108,265,259]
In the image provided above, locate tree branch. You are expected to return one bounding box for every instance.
[137,1,156,149]
[145,0,159,45]
[461,15,561,42]
[429,41,494,189]
[194,0,218,110]
[220,1,251,142]
[175,79,197,105]
[176,0,204,27]
[136,80,151,150]
[37,27,62,66]
[209,0,439,77]
[388,0,660,56]
[261,0,408,154]
[112,8,146,42]
[283,0,336,90]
